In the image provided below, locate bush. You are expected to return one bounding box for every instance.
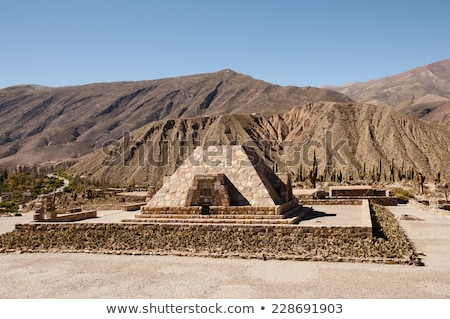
[0,202,18,213]
[390,187,414,203]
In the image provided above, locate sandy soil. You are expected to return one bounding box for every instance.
[0,202,449,299]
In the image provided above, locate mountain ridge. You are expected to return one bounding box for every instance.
[327,59,450,125]
[0,70,352,166]
[1,62,449,184]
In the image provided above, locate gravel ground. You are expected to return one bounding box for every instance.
[0,202,449,298]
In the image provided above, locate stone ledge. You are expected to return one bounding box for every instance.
[121,218,297,225]
[300,199,363,205]
[122,202,147,211]
[141,202,299,216]
[134,214,286,219]
[33,210,97,222]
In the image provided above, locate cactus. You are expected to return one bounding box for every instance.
[309,151,318,188]
[322,167,328,181]
[398,161,405,181]
[372,159,383,182]
[407,167,415,181]
[337,170,343,183]
[297,164,304,182]
[389,159,395,182]
[358,161,366,181]
[417,173,426,194]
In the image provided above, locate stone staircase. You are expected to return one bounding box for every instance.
[122,206,312,226]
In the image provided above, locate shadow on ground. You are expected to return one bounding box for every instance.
[283,206,336,224]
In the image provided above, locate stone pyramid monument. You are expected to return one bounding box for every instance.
[144,145,296,214]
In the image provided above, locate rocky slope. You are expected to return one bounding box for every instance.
[327,59,450,125]
[0,70,351,166]
[70,102,450,187]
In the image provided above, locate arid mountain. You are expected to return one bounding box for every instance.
[70,102,450,187]
[327,59,450,125]
[0,70,351,166]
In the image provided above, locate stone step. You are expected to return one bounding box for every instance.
[121,217,297,225]
[140,207,277,215]
[135,213,286,219]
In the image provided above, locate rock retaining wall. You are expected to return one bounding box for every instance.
[369,197,398,206]
[300,199,362,206]
[0,203,421,265]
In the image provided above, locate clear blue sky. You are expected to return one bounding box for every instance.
[1,0,449,88]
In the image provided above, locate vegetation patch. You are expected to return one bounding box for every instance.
[0,168,64,214]
[389,187,415,203]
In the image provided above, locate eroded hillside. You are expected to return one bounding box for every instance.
[0,70,351,166]
[70,102,450,187]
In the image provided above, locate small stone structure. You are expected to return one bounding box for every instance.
[147,145,293,208]
[297,185,397,206]
[33,194,97,222]
[130,145,298,223]
[33,194,57,221]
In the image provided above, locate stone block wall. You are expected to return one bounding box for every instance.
[329,187,388,197]
[12,223,372,255]
[300,199,363,206]
[0,222,385,263]
[368,197,398,206]
[140,200,298,216]
[141,206,202,215]
[299,198,397,206]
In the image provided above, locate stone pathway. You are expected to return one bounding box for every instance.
[0,214,34,235]
[388,202,450,269]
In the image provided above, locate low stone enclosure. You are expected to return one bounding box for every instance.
[0,147,422,265]
[297,185,398,206]
[0,203,421,265]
